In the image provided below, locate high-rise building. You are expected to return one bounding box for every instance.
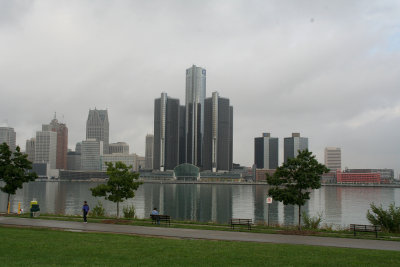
[185,65,206,167]
[42,115,68,169]
[35,131,57,169]
[153,92,180,171]
[0,126,16,151]
[75,142,82,153]
[284,133,308,163]
[109,142,129,154]
[145,134,154,170]
[67,151,81,170]
[203,92,233,171]
[324,147,341,172]
[25,138,36,163]
[86,109,109,155]
[133,153,145,172]
[101,153,135,171]
[81,139,103,170]
[254,133,278,169]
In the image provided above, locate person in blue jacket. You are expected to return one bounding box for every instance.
[82,201,90,223]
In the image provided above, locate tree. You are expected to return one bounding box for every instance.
[367,203,400,233]
[90,161,142,218]
[0,143,37,211]
[267,149,329,229]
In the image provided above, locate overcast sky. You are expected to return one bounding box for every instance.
[1,0,400,174]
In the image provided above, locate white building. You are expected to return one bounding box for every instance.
[133,153,145,172]
[26,138,36,163]
[109,142,129,154]
[101,153,135,171]
[324,147,341,172]
[81,139,103,170]
[35,131,57,169]
[0,126,16,151]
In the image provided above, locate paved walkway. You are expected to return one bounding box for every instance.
[1,217,399,251]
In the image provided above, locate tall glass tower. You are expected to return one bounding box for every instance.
[185,65,206,167]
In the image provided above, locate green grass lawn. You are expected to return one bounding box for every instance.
[1,226,399,266]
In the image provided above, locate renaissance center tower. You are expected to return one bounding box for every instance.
[185,65,206,167]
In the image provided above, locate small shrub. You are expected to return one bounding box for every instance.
[91,201,105,217]
[302,211,323,229]
[367,203,400,233]
[123,205,136,219]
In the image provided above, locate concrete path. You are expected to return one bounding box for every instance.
[1,217,399,251]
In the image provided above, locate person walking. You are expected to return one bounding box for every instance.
[82,201,90,223]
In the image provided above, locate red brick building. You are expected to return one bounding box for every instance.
[336,170,380,184]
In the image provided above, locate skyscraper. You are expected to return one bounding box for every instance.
[145,134,154,170]
[284,133,308,163]
[254,133,278,169]
[203,92,233,171]
[81,139,103,170]
[153,93,181,171]
[86,109,109,155]
[324,147,341,172]
[109,142,129,154]
[42,114,68,169]
[185,65,206,167]
[25,137,36,163]
[35,131,57,169]
[0,126,16,151]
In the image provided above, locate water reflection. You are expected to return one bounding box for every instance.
[1,181,399,227]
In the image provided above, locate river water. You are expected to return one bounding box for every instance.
[1,181,399,228]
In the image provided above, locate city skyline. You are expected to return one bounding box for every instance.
[1,1,400,174]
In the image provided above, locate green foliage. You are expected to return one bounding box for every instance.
[91,201,106,217]
[302,211,323,229]
[123,205,136,219]
[367,203,400,233]
[0,143,37,209]
[267,149,329,229]
[90,161,142,217]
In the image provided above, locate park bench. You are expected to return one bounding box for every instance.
[150,214,171,226]
[230,218,252,230]
[350,224,381,238]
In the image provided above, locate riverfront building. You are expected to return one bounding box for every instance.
[153,92,181,171]
[0,126,16,151]
[109,142,129,154]
[185,65,206,167]
[67,151,81,170]
[42,115,68,169]
[86,109,109,155]
[324,147,341,172]
[81,139,103,171]
[101,153,135,171]
[254,133,278,169]
[336,170,381,184]
[35,131,57,169]
[145,134,154,170]
[25,138,36,163]
[284,133,308,163]
[203,92,233,171]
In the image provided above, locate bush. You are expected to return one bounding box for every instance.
[367,203,400,233]
[302,211,323,229]
[91,201,105,217]
[123,205,136,219]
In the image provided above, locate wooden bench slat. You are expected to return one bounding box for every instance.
[350,224,381,238]
[150,214,171,226]
[230,218,252,230]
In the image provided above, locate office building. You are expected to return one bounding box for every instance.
[133,153,145,172]
[324,147,341,172]
[25,138,36,163]
[67,151,81,170]
[254,133,278,169]
[0,126,16,151]
[42,115,68,169]
[81,139,103,171]
[101,153,135,171]
[86,109,109,154]
[145,134,154,170]
[185,65,206,167]
[109,142,129,154]
[284,133,308,163]
[153,92,181,171]
[203,92,233,171]
[75,142,82,153]
[35,131,57,169]
[336,170,381,184]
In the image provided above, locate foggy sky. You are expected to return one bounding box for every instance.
[1,0,400,175]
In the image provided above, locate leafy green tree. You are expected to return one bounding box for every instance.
[267,149,329,229]
[0,143,37,211]
[367,203,400,233]
[90,161,142,218]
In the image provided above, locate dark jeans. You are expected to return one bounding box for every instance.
[83,211,88,222]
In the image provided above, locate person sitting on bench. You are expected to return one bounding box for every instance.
[151,207,160,224]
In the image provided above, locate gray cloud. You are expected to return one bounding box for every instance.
[1,0,399,174]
